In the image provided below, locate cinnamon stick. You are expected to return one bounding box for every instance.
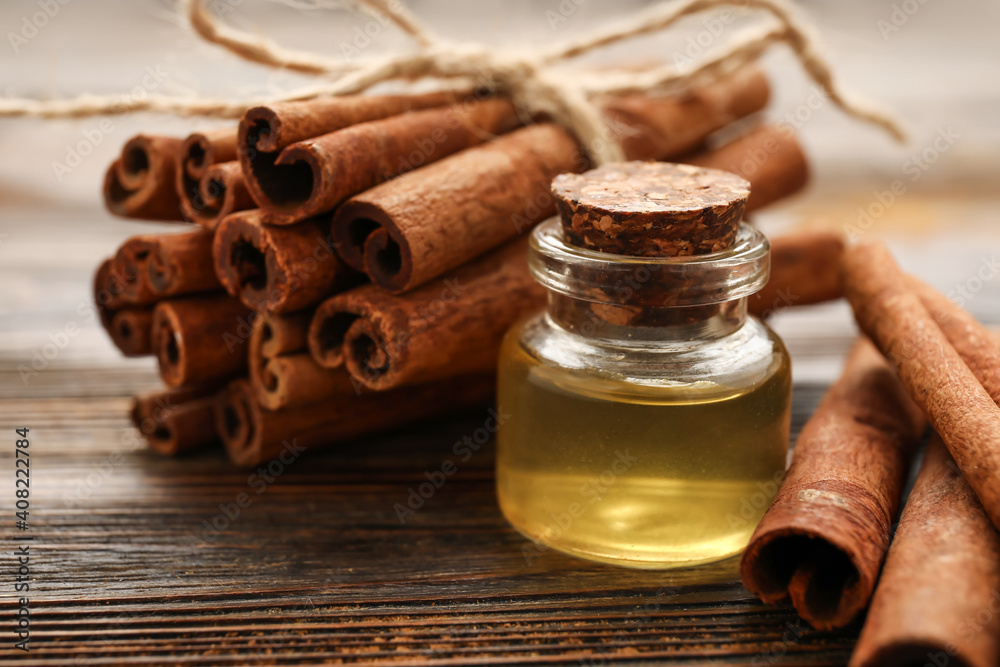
[849,436,1000,667]
[109,309,154,357]
[685,125,809,212]
[331,70,770,293]
[93,258,126,330]
[146,228,222,298]
[308,236,544,390]
[215,374,495,468]
[739,338,925,630]
[238,91,462,207]
[131,385,223,456]
[253,98,522,225]
[910,276,1000,401]
[103,134,184,221]
[152,293,251,387]
[113,236,157,305]
[249,311,351,410]
[213,210,362,314]
[599,67,769,161]
[748,230,845,317]
[255,309,312,357]
[843,240,1000,531]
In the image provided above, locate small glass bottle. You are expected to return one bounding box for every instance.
[496,163,791,569]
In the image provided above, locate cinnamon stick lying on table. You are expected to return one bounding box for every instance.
[849,436,1000,667]
[216,374,495,468]
[249,311,351,410]
[685,125,809,212]
[253,98,522,225]
[152,293,250,387]
[331,69,770,293]
[109,309,154,357]
[131,384,224,456]
[748,230,845,317]
[843,241,1000,532]
[239,91,462,208]
[103,134,184,221]
[309,236,543,390]
[910,276,1000,401]
[213,210,362,313]
[146,228,221,298]
[740,338,925,630]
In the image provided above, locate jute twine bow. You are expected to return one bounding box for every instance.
[0,0,905,164]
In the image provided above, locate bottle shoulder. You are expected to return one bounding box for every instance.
[503,311,790,399]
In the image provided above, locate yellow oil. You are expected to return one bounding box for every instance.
[496,329,791,569]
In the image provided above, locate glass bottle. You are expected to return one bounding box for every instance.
[496,219,791,569]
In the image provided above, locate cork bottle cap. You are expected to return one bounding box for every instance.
[552,161,750,257]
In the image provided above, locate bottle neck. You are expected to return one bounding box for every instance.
[546,292,748,342]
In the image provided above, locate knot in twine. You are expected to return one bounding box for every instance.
[0,0,906,164]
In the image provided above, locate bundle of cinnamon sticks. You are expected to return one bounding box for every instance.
[740,244,1000,666]
[95,68,838,470]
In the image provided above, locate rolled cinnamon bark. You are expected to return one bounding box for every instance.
[309,236,544,390]
[215,374,495,468]
[113,236,157,305]
[152,293,251,387]
[109,309,154,357]
[146,228,222,298]
[249,310,351,410]
[131,385,223,456]
[599,67,769,161]
[213,210,362,314]
[910,276,1000,400]
[332,70,770,293]
[93,258,126,329]
[254,310,313,358]
[103,134,185,221]
[843,241,1000,531]
[238,91,462,208]
[849,436,1000,667]
[748,230,845,317]
[740,338,925,630]
[333,123,583,293]
[254,98,522,225]
[685,125,809,212]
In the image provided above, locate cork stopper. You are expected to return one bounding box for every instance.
[552,161,750,257]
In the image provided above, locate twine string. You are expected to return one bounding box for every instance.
[0,0,906,163]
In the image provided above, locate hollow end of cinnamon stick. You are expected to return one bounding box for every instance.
[307,307,357,369]
[114,236,158,305]
[741,531,868,631]
[93,258,125,328]
[131,385,224,456]
[103,135,184,221]
[215,210,360,314]
[214,380,256,464]
[110,309,154,357]
[146,229,221,298]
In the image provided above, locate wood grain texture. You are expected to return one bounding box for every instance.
[0,355,858,664]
